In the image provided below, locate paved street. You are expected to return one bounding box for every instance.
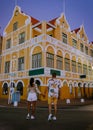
[0,104,93,130]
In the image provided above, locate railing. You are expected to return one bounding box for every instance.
[2,34,93,61]
[0,70,29,81]
[2,34,45,55]
[1,34,93,81]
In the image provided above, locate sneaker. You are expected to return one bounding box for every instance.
[52,116,56,120]
[31,115,35,120]
[26,114,30,120]
[48,114,52,121]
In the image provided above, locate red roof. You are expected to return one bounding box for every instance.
[30,16,40,25]
[48,17,58,25]
[21,10,40,25]
[71,28,80,33]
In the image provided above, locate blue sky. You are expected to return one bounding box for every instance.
[0,0,93,42]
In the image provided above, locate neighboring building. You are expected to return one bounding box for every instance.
[0,6,93,100]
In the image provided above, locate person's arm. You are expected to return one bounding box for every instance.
[35,85,45,97]
[27,85,30,97]
[35,84,41,94]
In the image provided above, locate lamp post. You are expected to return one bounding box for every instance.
[8,60,16,104]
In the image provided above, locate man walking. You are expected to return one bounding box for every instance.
[44,73,61,121]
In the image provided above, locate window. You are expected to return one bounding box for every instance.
[80,43,84,52]
[65,58,70,71]
[6,39,11,49]
[78,63,82,73]
[46,52,54,68]
[90,49,93,57]
[19,32,25,44]
[72,60,76,72]
[56,55,63,69]
[15,10,19,16]
[83,64,87,75]
[85,46,88,55]
[62,33,67,44]
[5,61,10,73]
[72,39,77,48]
[18,57,24,71]
[13,22,18,31]
[32,53,42,68]
[17,82,23,95]
[88,66,92,75]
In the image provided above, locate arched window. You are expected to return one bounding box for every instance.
[2,83,8,95]
[17,82,23,95]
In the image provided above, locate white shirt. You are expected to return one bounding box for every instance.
[47,78,61,98]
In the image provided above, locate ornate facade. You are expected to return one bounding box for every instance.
[0,6,93,100]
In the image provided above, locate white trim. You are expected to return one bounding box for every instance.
[2,81,9,87]
[16,80,24,87]
[9,81,16,87]
[63,80,69,86]
[35,78,43,86]
[3,6,31,35]
[45,44,56,54]
[30,44,43,55]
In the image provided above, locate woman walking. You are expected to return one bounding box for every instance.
[26,77,43,120]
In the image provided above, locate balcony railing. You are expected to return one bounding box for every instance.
[1,34,93,61]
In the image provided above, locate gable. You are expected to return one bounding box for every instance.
[55,13,70,30]
[4,6,30,34]
[79,25,88,42]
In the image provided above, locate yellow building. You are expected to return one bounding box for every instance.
[0,6,93,101]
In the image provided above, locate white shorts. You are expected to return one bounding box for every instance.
[27,92,37,102]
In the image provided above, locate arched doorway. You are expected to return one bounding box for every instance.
[17,82,23,96]
[2,83,8,95]
[61,81,69,99]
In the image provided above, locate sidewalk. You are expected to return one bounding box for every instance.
[0,98,93,108]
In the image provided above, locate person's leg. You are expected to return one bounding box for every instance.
[54,103,57,116]
[52,98,57,120]
[48,97,52,121]
[48,104,52,114]
[48,97,52,114]
[27,101,31,114]
[31,101,37,119]
[26,101,31,119]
